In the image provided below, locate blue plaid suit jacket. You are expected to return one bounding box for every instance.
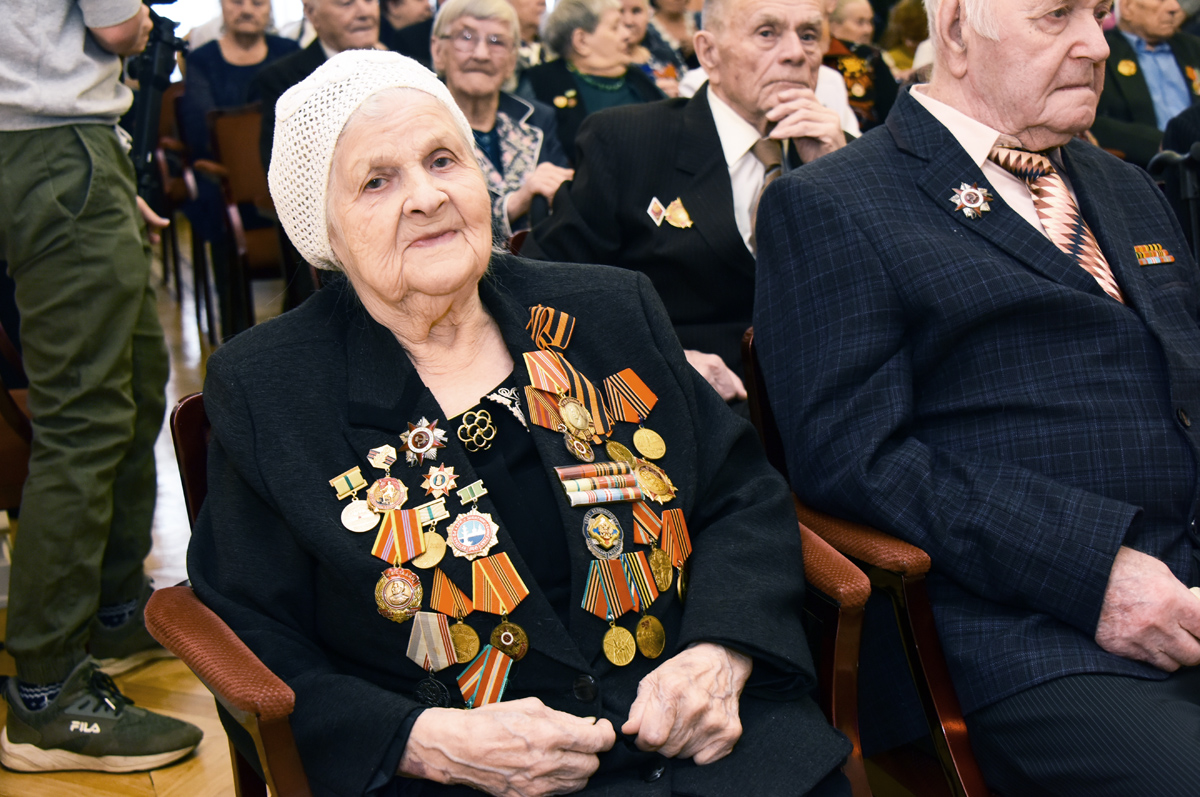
[753,88,1200,714]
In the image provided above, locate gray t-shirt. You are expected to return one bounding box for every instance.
[0,0,141,130]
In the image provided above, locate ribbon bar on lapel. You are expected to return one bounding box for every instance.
[566,487,644,507]
[431,567,473,618]
[472,553,530,614]
[406,611,456,671]
[458,645,513,707]
[527,305,576,351]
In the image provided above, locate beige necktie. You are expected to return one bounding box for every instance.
[988,144,1125,304]
[748,138,784,254]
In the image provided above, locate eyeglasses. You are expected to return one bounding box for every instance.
[439,27,515,55]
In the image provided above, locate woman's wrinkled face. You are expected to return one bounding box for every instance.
[326,91,492,312]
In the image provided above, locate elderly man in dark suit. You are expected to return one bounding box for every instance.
[253,0,381,171]
[522,0,845,403]
[755,0,1200,791]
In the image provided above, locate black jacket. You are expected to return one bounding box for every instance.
[187,257,850,797]
[252,39,327,172]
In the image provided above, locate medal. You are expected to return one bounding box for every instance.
[367,477,407,512]
[330,466,378,532]
[664,198,693,230]
[421,465,459,499]
[632,501,662,545]
[636,615,666,659]
[372,509,425,565]
[457,409,497,452]
[649,548,673,592]
[660,508,692,568]
[565,434,595,462]
[557,394,595,442]
[633,459,677,504]
[1117,58,1137,76]
[400,417,448,466]
[632,427,666,460]
[582,507,624,559]
[375,567,423,624]
[603,622,636,666]
[406,611,457,671]
[472,553,530,615]
[949,183,993,220]
[606,441,635,465]
[490,618,530,661]
[415,676,452,707]
[409,530,447,569]
[431,568,477,659]
[450,621,480,662]
[582,560,635,626]
[448,509,500,560]
[622,550,660,612]
[457,645,513,707]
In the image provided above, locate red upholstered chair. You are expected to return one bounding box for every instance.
[144,393,312,797]
[741,327,991,797]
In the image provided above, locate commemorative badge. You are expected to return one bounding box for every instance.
[632,459,677,504]
[400,417,447,466]
[431,568,479,660]
[329,466,380,533]
[606,440,636,465]
[582,508,625,559]
[448,510,500,560]
[636,615,666,659]
[490,618,530,661]
[422,465,459,499]
[410,497,451,568]
[647,197,667,227]
[457,645,513,707]
[632,428,666,460]
[375,566,423,624]
[367,477,407,513]
[950,183,993,220]
[603,624,637,666]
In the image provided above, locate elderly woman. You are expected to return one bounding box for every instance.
[519,0,663,161]
[187,50,850,797]
[823,0,897,132]
[432,0,573,238]
[621,0,685,98]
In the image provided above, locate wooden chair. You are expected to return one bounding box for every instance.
[0,315,31,520]
[144,393,312,797]
[741,327,991,797]
[154,81,196,304]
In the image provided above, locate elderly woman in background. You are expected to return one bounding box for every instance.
[520,0,663,160]
[647,0,695,68]
[187,49,851,797]
[509,0,549,77]
[432,0,573,237]
[823,0,896,131]
[621,0,684,98]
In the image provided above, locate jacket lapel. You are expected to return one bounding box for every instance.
[1106,31,1160,123]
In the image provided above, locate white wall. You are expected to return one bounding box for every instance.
[156,0,306,37]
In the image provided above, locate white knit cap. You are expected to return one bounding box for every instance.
[268,50,474,270]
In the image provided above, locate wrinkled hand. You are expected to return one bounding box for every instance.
[398,697,615,796]
[765,88,846,164]
[655,77,680,98]
[684,349,747,402]
[136,196,170,245]
[622,642,753,764]
[1095,546,1200,671]
[508,163,575,221]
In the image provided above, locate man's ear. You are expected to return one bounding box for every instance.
[694,29,719,76]
[935,0,969,79]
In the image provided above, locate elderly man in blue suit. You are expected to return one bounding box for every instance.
[754,0,1200,791]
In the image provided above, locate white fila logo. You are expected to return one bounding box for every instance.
[69,721,101,734]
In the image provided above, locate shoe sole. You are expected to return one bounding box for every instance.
[95,648,177,677]
[0,727,197,773]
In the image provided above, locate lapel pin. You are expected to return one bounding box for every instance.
[647,196,666,227]
[664,198,693,229]
[1118,59,1138,77]
[950,182,993,219]
[1188,66,1200,95]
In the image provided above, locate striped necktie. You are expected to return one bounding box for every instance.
[988,144,1125,303]
[748,138,784,255]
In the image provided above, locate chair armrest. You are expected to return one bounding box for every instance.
[793,496,931,577]
[800,522,870,610]
[144,586,295,722]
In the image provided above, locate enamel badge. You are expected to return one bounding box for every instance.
[950,183,993,219]
[647,197,666,227]
[664,198,693,229]
[400,418,448,466]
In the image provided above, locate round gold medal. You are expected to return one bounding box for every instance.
[603,624,636,666]
[649,548,674,591]
[634,459,677,504]
[490,619,530,661]
[632,428,666,460]
[605,440,635,465]
[450,621,480,662]
[558,395,596,441]
[409,531,447,569]
[375,567,423,624]
[636,615,666,659]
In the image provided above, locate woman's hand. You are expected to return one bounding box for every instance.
[399,697,616,796]
[684,349,747,402]
[507,163,576,221]
[621,642,753,765]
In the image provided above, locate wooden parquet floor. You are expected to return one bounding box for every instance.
[0,219,285,796]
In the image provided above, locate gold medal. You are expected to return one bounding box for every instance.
[632,428,666,460]
[409,530,447,569]
[649,548,673,592]
[633,459,677,504]
[557,394,595,442]
[606,440,635,465]
[1117,59,1137,77]
[375,567,423,624]
[367,476,408,512]
[450,620,480,662]
[490,618,530,661]
[636,615,666,659]
[340,500,380,532]
[603,623,636,666]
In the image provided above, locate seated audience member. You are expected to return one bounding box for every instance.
[509,0,549,76]
[253,0,380,170]
[432,0,573,236]
[188,49,853,797]
[623,0,687,97]
[878,0,926,80]
[523,0,845,401]
[825,0,897,130]
[754,0,1200,791]
[649,0,697,67]
[381,0,435,67]
[520,0,664,159]
[1093,0,1200,168]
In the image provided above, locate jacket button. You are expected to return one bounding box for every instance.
[643,763,666,782]
[573,674,597,702]
[1181,408,1192,428]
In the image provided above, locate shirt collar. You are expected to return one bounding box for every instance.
[910,85,1065,169]
[1120,28,1172,54]
[707,86,764,167]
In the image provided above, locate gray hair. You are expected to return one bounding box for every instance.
[700,0,729,32]
[432,0,520,43]
[542,0,621,58]
[924,0,998,45]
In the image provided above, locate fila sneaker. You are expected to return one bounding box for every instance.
[0,657,202,773]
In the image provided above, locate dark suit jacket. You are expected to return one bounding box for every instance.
[1094,28,1200,168]
[524,86,790,374]
[380,17,433,69]
[754,87,1200,717]
[252,39,327,172]
[188,258,850,797]
[519,58,664,163]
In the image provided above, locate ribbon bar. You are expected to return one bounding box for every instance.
[560,474,639,492]
[566,487,644,507]
[554,462,632,481]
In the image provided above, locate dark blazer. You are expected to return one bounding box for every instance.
[380,16,433,69]
[519,58,664,162]
[479,92,569,237]
[252,39,327,172]
[1094,28,1200,168]
[187,257,850,797]
[524,85,791,374]
[754,87,1200,717]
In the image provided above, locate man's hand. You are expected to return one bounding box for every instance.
[1095,546,1200,671]
[766,88,846,164]
[507,163,575,221]
[622,643,753,765]
[398,697,615,796]
[136,196,170,246]
[90,4,153,57]
[684,349,747,402]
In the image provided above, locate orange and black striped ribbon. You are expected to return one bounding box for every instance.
[660,509,692,568]
[430,567,473,619]
[554,352,612,439]
[632,501,662,545]
[472,553,530,615]
[527,305,576,352]
[581,559,635,621]
[622,551,660,612]
[602,368,658,424]
[555,462,632,480]
[523,351,613,440]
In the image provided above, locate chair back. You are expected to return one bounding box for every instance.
[208,105,272,208]
[170,392,210,528]
[0,316,31,512]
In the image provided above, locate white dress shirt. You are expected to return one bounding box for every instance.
[708,87,770,253]
[678,66,861,137]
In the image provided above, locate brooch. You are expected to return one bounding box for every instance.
[949,183,993,219]
[553,89,578,108]
[664,198,693,229]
